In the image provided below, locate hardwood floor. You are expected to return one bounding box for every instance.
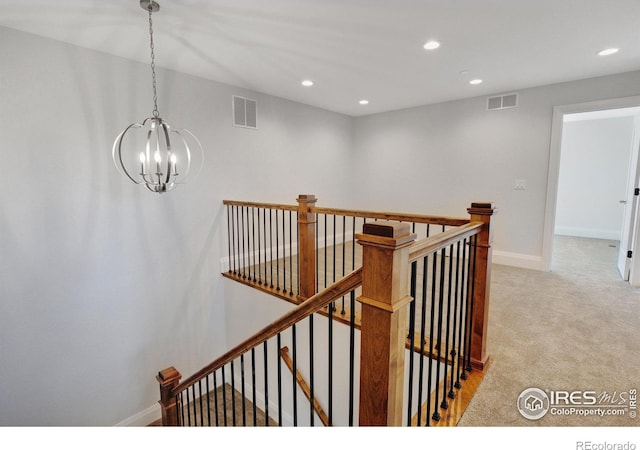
[149,383,276,426]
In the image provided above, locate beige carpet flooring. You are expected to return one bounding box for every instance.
[458,235,640,426]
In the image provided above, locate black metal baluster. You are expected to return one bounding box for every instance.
[330,215,336,312]
[257,208,262,284]
[191,385,198,426]
[348,289,356,427]
[289,210,293,296]
[205,375,211,426]
[332,215,336,285]
[227,206,232,274]
[458,239,471,380]
[277,333,283,426]
[180,391,186,427]
[328,290,334,426]
[341,215,346,314]
[292,324,298,426]
[249,207,254,282]
[263,341,269,426]
[324,214,328,289]
[432,247,446,421]
[407,260,417,424]
[352,216,356,272]
[263,208,268,284]
[449,240,461,397]
[269,209,274,289]
[241,206,247,279]
[309,314,315,426]
[425,251,438,425]
[198,380,204,426]
[315,216,319,293]
[275,209,280,291]
[458,238,469,384]
[230,361,237,426]
[251,207,257,282]
[185,387,192,426]
[251,348,257,426]
[283,211,288,294]
[234,205,240,276]
[213,372,219,426]
[221,365,228,426]
[418,254,431,426]
[240,354,246,426]
[441,243,455,409]
[297,211,300,295]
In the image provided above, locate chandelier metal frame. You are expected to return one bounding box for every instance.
[112,0,203,194]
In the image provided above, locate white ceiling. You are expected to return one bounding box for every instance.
[1,0,639,117]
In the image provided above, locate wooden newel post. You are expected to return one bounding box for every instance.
[467,202,497,371]
[157,366,182,426]
[356,221,417,426]
[297,194,317,301]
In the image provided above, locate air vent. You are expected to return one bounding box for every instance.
[232,95,257,128]
[487,93,518,110]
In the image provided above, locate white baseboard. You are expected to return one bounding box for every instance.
[554,227,620,241]
[115,403,160,427]
[492,250,544,271]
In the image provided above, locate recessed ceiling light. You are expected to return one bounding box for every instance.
[301,80,314,87]
[423,40,441,50]
[469,79,483,85]
[359,99,369,105]
[597,48,619,56]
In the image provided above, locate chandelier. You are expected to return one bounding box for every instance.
[112,0,203,193]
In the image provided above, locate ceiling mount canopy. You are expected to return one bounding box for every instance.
[112,0,203,194]
[139,0,160,13]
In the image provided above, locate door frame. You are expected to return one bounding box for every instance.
[541,95,640,273]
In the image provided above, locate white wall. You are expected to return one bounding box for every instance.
[555,116,635,240]
[352,71,640,269]
[0,26,353,426]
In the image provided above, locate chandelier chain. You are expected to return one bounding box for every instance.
[148,8,159,118]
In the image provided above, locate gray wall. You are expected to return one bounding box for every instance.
[0,26,353,426]
[352,71,640,268]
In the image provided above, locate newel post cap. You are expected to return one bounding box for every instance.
[356,221,416,248]
[467,202,498,216]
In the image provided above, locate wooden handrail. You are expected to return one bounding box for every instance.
[173,268,363,395]
[408,222,483,262]
[223,199,298,211]
[312,206,469,227]
[223,199,469,227]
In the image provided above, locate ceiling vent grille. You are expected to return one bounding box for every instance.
[233,95,257,128]
[487,93,518,111]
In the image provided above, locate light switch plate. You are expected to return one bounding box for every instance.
[514,179,526,190]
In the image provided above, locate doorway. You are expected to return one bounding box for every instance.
[554,108,639,275]
[542,96,640,284]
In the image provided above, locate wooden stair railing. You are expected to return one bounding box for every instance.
[158,268,363,426]
[160,197,497,427]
